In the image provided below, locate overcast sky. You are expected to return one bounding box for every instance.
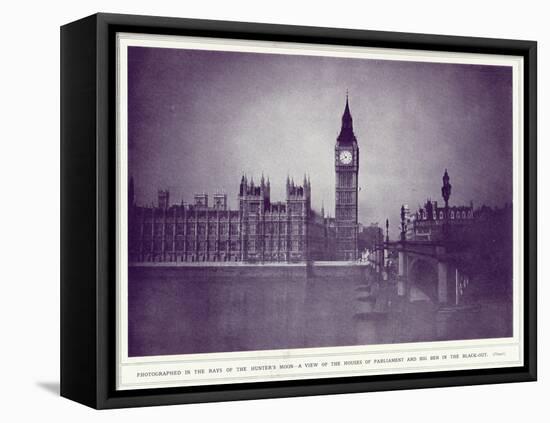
[128,46,513,237]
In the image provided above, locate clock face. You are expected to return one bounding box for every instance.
[339,150,353,165]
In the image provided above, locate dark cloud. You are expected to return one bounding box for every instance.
[128,46,512,237]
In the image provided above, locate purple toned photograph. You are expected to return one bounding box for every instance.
[126,45,513,358]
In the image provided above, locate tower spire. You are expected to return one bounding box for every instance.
[337,92,356,144]
[343,93,351,124]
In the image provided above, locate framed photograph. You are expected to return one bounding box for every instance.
[60,13,537,409]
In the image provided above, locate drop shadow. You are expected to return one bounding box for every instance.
[36,381,60,396]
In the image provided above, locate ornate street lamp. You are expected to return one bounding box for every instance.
[441,169,452,238]
[400,205,407,241]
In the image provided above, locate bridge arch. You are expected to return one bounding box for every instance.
[395,243,455,304]
[407,256,439,302]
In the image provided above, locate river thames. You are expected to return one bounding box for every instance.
[128,266,512,357]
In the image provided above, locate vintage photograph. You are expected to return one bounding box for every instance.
[117,36,521,389]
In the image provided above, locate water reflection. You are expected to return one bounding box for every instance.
[128,267,512,357]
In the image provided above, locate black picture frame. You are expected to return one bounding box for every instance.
[60,12,537,409]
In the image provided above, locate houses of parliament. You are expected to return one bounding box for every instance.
[128,97,361,263]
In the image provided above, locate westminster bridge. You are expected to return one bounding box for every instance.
[369,239,471,307]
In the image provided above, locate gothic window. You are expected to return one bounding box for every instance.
[338,191,353,203]
[219,224,228,235]
[248,203,260,214]
[230,223,239,235]
[338,192,348,203]
[439,211,444,219]
[208,223,216,236]
[198,223,206,236]
[339,227,352,237]
[186,224,195,235]
[337,208,353,220]
[338,172,354,188]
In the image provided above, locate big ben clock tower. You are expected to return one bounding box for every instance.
[335,94,359,261]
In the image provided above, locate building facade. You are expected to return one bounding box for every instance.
[411,200,475,241]
[128,97,360,263]
[128,175,338,263]
[406,171,474,242]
